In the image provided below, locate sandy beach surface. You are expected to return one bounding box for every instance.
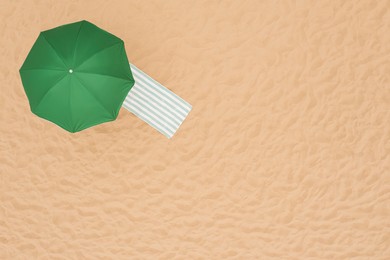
[1,0,389,259]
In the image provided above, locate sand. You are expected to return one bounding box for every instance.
[1,0,389,259]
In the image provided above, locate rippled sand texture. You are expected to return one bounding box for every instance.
[1,0,389,259]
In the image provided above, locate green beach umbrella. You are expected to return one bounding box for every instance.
[19,20,135,133]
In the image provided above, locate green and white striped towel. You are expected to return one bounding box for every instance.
[122,64,192,138]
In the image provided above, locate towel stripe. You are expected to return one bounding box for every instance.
[131,66,191,112]
[132,79,187,120]
[127,93,178,131]
[122,64,192,138]
[131,69,190,115]
[123,100,172,138]
[123,99,174,137]
[130,91,182,127]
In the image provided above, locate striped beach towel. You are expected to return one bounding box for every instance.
[122,64,192,138]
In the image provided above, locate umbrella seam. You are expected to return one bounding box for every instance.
[75,41,122,69]
[69,76,73,131]
[19,68,65,72]
[40,33,68,68]
[73,74,115,118]
[33,73,68,112]
[72,21,84,67]
[120,44,132,78]
[75,71,131,82]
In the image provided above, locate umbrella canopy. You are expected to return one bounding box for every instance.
[19,20,135,133]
